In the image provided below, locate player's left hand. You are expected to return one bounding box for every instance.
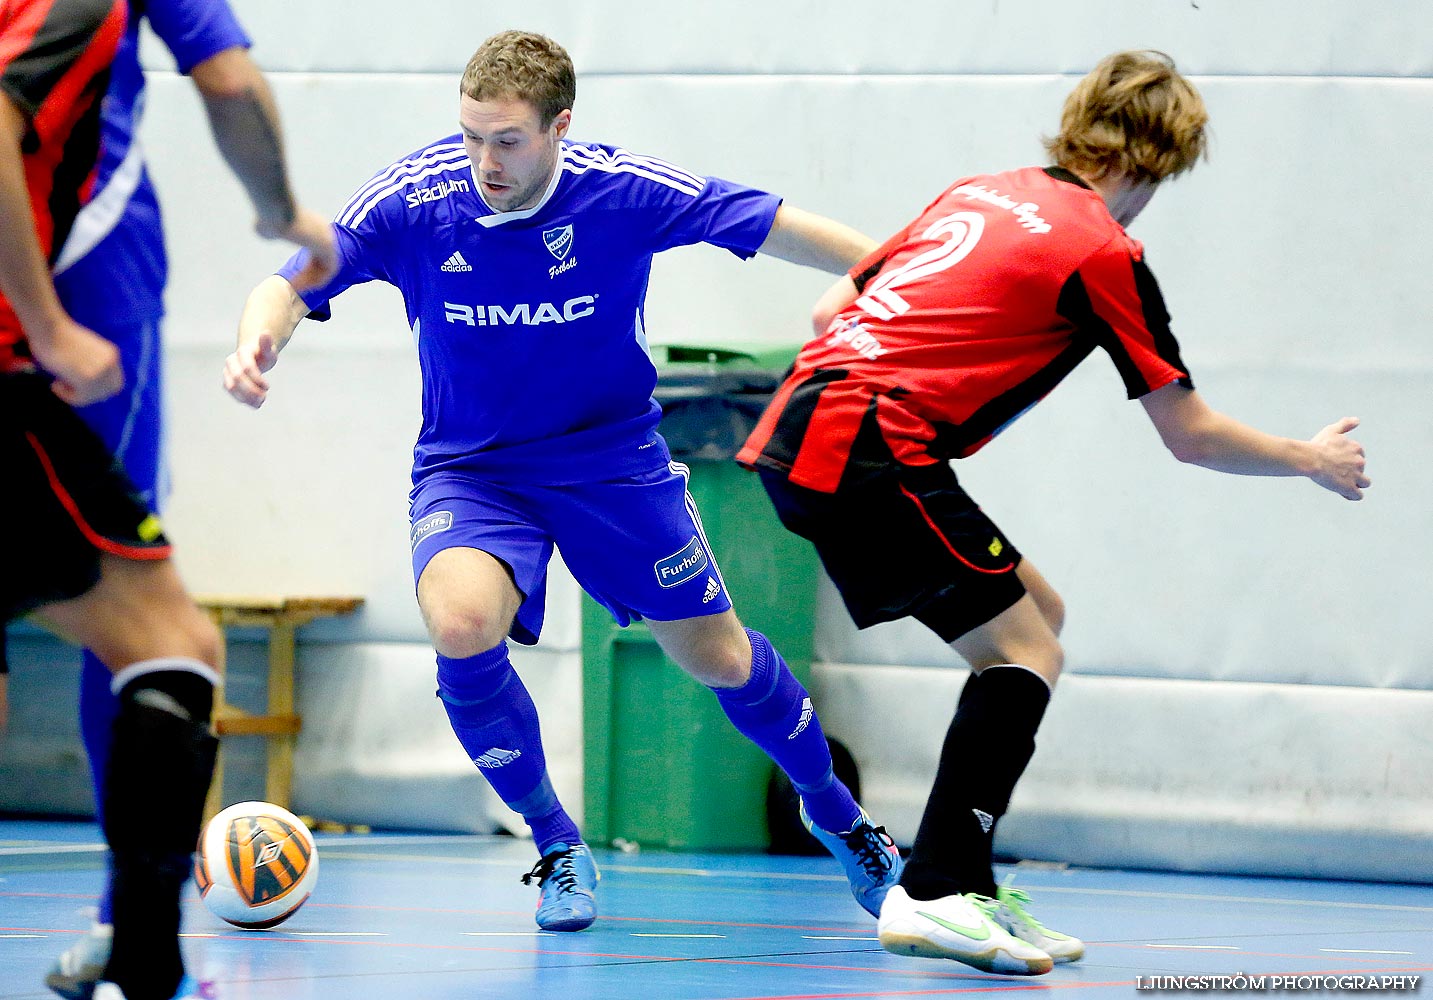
[1309,416,1371,501]
[269,207,338,291]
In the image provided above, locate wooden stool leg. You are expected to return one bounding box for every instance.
[266,618,297,810]
[202,606,228,825]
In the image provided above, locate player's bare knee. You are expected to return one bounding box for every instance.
[685,645,751,689]
[425,604,506,659]
[653,616,752,688]
[138,592,222,667]
[1040,590,1067,637]
[187,613,222,669]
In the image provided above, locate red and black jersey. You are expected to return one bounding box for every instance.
[739,167,1193,493]
[0,0,127,365]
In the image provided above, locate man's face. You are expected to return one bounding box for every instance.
[458,94,570,213]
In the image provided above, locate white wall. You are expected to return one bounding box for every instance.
[4,1,1430,876]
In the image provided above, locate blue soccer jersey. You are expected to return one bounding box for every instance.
[53,0,251,328]
[278,138,782,485]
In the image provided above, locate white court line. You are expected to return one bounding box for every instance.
[287,932,386,937]
[1146,944,1240,950]
[308,845,1433,913]
[803,935,878,941]
[631,933,726,939]
[179,934,221,939]
[312,835,499,848]
[1321,948,1415,955]
[1025,884,1433,915]
[320,851,845,884]
[0,934,47,939]
[462,932,559,938]
[0,844,107,857]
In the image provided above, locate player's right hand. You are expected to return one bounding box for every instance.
[1309,416,1371,501]
[223,332,279,408]
[29,316,124,406]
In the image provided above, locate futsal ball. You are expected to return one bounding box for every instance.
[195,801,318,929]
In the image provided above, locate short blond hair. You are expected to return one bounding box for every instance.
[461,30,576,127]
[1044,50,1208,183]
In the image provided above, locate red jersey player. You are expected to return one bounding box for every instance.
[740,50,1369,975]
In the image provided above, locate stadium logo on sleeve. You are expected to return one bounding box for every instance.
[654,536,708,589]
[406,178,471,208]
[410,511,453,550]
[542,225,574,260]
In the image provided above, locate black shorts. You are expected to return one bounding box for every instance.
[758,462,1025,643]
[1,371,170,623]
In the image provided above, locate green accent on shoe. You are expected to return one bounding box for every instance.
[914,909,992,941]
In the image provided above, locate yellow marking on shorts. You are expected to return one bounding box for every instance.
[988,538,1004,557]
[137,514,163,542]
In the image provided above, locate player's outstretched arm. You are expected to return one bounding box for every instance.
[0,95,121,405]
[757,204,876,275]
[1140,382,1370,500]
[224,275,308,408]
[811,276,860,338]
[189,47,337,288]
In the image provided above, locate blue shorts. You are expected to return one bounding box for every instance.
[408,460,732,645]
[73,317,164,507]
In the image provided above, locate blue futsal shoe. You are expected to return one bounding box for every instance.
[522,842,599,931]
[800,801,905,917]
[93,975,216,999]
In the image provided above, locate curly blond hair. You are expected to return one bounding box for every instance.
[461,30,576,127]
[1044,51,1208,183]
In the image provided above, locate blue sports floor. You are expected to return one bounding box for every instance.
[2,820,1431,999]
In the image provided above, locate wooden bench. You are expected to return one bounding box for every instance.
[196,595,363,820]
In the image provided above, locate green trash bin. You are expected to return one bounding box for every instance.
[581,344,820,851]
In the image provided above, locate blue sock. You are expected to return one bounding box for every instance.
[79,651,117,924]
[713,629,861,834]
[436,644,580,856]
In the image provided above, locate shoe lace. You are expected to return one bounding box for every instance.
[521,847,579,894]
[997,884,1049,931]
[965,892,1001,920]
[842,822,897,880]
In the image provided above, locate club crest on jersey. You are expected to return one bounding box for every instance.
[654,536,708,589]
[543,225,574,260]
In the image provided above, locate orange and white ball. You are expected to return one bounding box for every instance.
[195,801,318,929]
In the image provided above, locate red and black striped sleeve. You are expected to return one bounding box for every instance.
[1057,242,1194,399]
[0,0,126,123]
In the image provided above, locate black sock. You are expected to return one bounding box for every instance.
[101,664,217,1000]
[901,665,1051,900]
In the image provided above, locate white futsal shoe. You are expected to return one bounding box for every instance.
[878,885,1054,975]
[45,922,111,1000]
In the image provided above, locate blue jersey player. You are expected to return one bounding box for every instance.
[225,30,904,932]
[40,2,337,997]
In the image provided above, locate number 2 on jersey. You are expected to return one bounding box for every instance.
[857,211,985,320]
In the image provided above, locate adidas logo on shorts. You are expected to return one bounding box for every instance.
[441,250,473,272]
[473,747,521,769]
[973,808,995,833]
[702,576,721,604]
